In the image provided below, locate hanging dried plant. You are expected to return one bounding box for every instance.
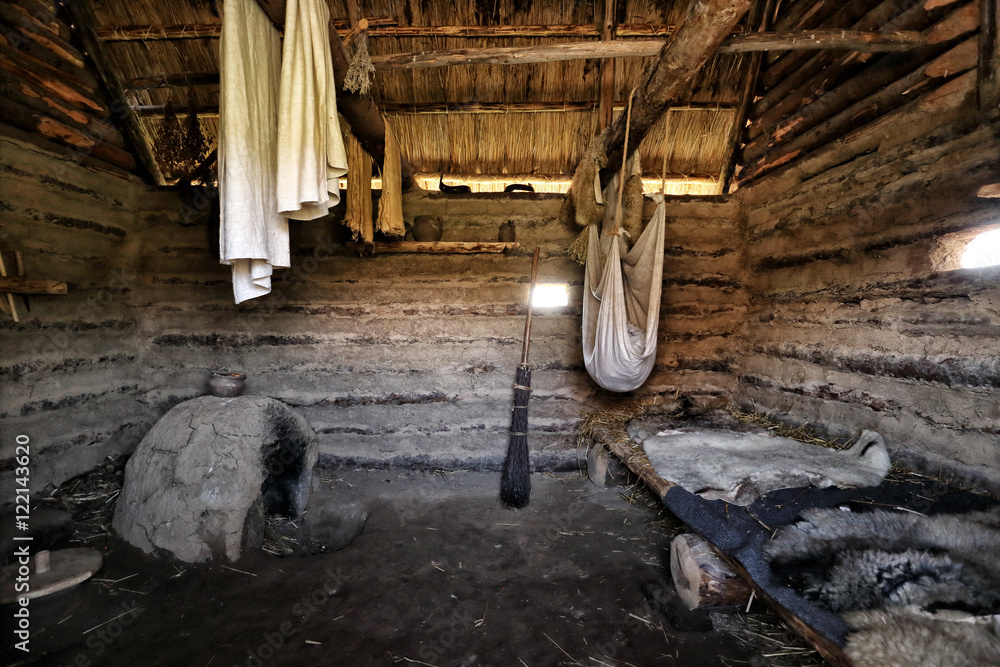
[182,92,208,169]
[153,99,186,177]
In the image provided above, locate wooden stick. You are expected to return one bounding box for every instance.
[0,253,19,323]
[521,247,541,365]
[598,0,617,131]
[0,277,69,294]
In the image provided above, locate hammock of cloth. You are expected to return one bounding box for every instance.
[582,172,666,392]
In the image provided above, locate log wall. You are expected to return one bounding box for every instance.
[131,191,746,473]
[734,0,1000,489]
[0,133,154,493]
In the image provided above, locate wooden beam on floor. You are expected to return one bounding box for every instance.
[253,0,414,191]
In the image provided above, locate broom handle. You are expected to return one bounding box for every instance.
[521,247,540,365]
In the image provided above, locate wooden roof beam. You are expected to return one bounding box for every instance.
[599,0,752,189]
[370,29,927,70]
[252,0,414,190]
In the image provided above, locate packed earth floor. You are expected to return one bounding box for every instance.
[0,466,797,667]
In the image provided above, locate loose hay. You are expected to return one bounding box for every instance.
[38,455,127,552]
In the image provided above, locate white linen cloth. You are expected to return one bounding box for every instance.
[218,0,285,304]
[582,178,666,392]
[277,0,349,220]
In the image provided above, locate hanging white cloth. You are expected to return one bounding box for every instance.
[218,0,285,304]
[582,174,666,392]
[276,0,349,220]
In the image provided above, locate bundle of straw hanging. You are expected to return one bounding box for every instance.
[374,122,405,238]
[343,132,373,245]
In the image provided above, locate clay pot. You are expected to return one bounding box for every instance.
[411,215,443,242]
[208,372,246,398]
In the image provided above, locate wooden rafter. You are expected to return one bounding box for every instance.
[92,22,694,42]
[598,0,752,189]
[598,0,617,130]
[132,101,735,117]
[62,0,164,184]
[370,30,926,70]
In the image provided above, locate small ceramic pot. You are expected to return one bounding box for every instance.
[208,372,246,398]
[411,215,443,242]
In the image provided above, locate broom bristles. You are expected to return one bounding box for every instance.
[500,364,532,508]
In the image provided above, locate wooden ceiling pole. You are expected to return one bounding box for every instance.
[253,0,415,191]
[598,0,617,131]
[62,0,165,184]
[598,0,752,188]
[981,0,1000,115]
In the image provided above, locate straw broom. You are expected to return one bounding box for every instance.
[500,247,540,509]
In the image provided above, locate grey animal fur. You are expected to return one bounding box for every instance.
[767,507,1000,665]
[844,607,1000,667]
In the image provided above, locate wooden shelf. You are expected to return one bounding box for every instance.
[369,241,519,254]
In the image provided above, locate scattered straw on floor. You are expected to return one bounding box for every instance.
[714,611,826,667]
[38,455,127,551]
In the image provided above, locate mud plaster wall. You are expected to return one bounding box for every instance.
[735,88,1000,489]
[134,191,745,474]
[0,134,157,494]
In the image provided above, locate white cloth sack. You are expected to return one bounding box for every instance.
[582,179,666,392]
[277,0,349,220]
[218,0,285,304]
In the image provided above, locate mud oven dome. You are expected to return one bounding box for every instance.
[112,396,319,563]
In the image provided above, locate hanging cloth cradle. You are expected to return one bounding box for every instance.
[582,169,666,393]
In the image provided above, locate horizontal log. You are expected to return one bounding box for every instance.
[750,0,947,131]
[0,93,136,171]
[0,277,68,294]
[743,36,976,165]
[370,30,926,69]
[1,74,125,148]
[367,241,519,254]
[93,17,397,41]
[0,23,100,92]
[0,48,108,116]
[7,0,73,42]
[132,100,734,117]
[0,2,85,68]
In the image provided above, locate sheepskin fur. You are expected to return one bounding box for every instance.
[620,156,645,248]
[767,507,1000,665]
[570,130,610,228]
[844,607,1000,667]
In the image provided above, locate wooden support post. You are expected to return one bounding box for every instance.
[671,533,753,609]
[598,0,752,188]
[62,0,164,184]
[0,252,17,322]
[982,0,1000,114]
[598,0,617,131]
[254,0,414,191]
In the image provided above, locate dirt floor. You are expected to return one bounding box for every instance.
[0,466,795,667]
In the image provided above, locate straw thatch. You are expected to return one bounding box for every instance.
[90,0,752,192]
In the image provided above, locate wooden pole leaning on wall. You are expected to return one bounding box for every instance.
[598,0,752,189]
[253,0,415,191]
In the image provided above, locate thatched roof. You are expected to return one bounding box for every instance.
[89,0,752,192]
